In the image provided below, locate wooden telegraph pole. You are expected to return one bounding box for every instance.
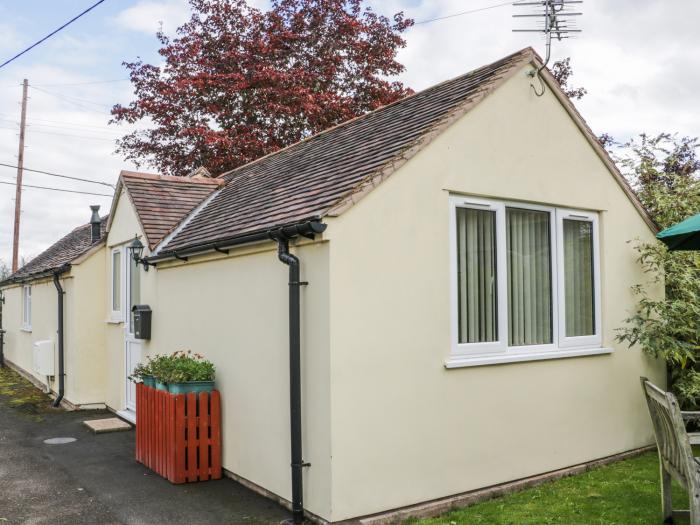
[11,79,28,273]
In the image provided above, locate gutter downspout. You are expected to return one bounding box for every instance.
[0,289,5,368]
[52,273,65,408]
[275,236,308,525]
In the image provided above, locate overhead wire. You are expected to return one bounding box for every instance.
[0,0,109,70]
[0,162,115,188]
[29,85,112,108]
[0,180,112,197]
[414,1,516,25]
[0,125,117,141]
[32,78,130,87]
[0,118,118,137]
[26,87,111,115]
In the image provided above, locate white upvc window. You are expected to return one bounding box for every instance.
[110,247,124,321]
[22,285,32,330]
[447,196,607,368]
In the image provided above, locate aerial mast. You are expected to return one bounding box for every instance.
[513,0,583,96]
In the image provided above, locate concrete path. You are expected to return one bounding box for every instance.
[0,370,290,525]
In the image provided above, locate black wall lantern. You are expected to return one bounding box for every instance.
[128,236,154,271]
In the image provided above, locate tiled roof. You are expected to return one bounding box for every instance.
[1,218,108,285]
[159,48,534,253]
[119,171,224,249]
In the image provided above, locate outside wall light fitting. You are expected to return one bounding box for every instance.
[128,236,154,271]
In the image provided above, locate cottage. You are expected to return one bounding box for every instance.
[0,206,108,408]
[1,48,664,523]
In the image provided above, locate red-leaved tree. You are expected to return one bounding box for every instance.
[111,0,413,176]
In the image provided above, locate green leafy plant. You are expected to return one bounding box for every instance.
[128,361,153,383]
[615,133,700,409]
[148,351,215,384]
[146,354,174,384]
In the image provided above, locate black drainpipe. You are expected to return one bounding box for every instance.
[52,273,65,408]
[275,236,308,524]
[0,289,5,368]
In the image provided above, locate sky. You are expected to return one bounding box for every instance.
[0,0,698,263]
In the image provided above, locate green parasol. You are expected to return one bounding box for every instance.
[657,213,700,251]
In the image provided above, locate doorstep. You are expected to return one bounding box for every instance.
[115,409,136,424]
[84,417,132,434]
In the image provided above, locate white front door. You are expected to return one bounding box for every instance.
[125,252,142,412]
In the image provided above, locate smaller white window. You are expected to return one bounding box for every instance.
[111,248,123,320]
[22,285,32,330]
[555,209,602,349]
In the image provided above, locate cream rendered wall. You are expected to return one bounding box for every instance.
[104,188,149,411]
[105,191,336,518]
[64,246,108,406]
[149,242,331,518]
[2,278,59,389]
[324,65,665,521]
[1,250,108,407]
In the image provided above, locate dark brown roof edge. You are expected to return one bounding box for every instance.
[0,262,72,287]
[147,218,325,263]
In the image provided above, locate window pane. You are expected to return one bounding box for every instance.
[506,208,552,346]
[563,219,595,337]
[112,251,121,311]
[456,207,498,344]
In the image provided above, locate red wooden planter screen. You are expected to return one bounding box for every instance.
[135,383,222,484]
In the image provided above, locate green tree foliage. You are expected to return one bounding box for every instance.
[614,134,700,407]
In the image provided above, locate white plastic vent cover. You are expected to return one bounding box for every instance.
[33,340,55,376]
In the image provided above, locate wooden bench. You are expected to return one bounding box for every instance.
[641,377,700,523]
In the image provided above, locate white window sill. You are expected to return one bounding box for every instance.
[445,346,613,369]
[20,327,32,333]
[106,318,124,325]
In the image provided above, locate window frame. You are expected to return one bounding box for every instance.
[555,208,602,349]
[448,196,605,367]
[110,247,124,321]
[449,197,508,357]
[21,285,31,331]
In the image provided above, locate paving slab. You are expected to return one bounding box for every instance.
[83,417,132,434]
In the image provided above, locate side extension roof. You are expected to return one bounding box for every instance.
[108,171,224,250]
[1,217,108,286]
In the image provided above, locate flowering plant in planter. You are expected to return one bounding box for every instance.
[146,351,216,394]
[129,361,155,387]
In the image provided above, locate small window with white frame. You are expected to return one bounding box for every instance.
[22,285,31,330]
[111,248,123,320]
[448,196,604,367]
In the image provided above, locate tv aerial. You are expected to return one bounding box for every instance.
[513,0,582,96]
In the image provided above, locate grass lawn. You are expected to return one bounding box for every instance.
[413,452,691,525]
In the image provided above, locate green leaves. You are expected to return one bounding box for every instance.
[615,133,700,408]
[146,351,215,384]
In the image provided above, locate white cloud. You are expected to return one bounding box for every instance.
[113,0,191,35]
[2,0,699,265]
[371,0,700,144]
